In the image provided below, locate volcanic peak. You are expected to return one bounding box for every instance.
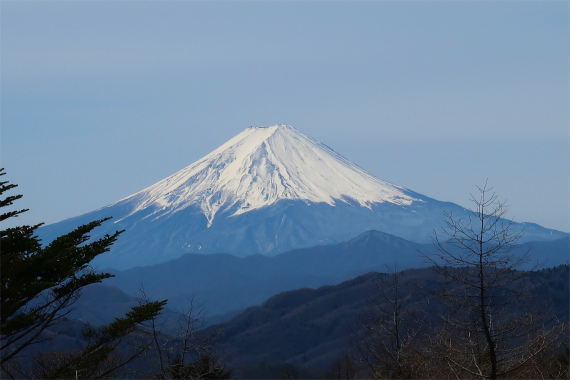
[112,125,418,227]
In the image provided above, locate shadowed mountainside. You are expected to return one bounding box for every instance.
[100,232,569,318]
[216,265,569,378]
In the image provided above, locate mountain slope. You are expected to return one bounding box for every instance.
[113,125,417,227]
[37,125,567,269]
[103,232,569,317]
[216,265,570,377]
[104,230,427,316]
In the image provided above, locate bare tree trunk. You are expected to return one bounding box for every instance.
[421,181,566,379]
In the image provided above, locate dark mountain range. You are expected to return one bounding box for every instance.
[100,231,569,318]
[215,265,570,379]
[15,262,569,379]
[524,236,570,267]
[103,230,427,316]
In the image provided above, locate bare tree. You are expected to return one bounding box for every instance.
[422,182,567,379]
[324,353,359,379]
[353,268,427,379]
[143,294,230,380]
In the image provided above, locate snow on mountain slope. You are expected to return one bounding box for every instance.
[113,125,419,227]
[36,124,568,269]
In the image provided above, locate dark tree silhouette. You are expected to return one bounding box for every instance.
[0,169,166,379]
[353,267,428,379]
[146,295,231,380]
[423,181,566,379]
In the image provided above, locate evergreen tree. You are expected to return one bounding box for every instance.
[0,169,167,378]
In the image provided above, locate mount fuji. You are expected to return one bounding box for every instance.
[38,125,566,270]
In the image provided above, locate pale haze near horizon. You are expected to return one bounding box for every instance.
[1,1,568,233]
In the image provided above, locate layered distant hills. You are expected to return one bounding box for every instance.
[64,264,570,378]
[37,125,567,270]
[82,231,568,317]
[217,265,570,378]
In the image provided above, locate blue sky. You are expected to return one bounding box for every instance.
[1,1,568,233]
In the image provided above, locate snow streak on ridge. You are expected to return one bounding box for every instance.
[112,125,419,227]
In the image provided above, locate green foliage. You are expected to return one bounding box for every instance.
[30,300,168,379]
[0,169,167,379]
[0,176,27,222]
[102,302,167,340]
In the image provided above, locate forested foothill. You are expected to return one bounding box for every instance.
[215,265,568,379]
[1,170,568,379]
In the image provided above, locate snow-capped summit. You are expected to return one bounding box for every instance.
[37,124,567,270]
[116,125,418,227]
